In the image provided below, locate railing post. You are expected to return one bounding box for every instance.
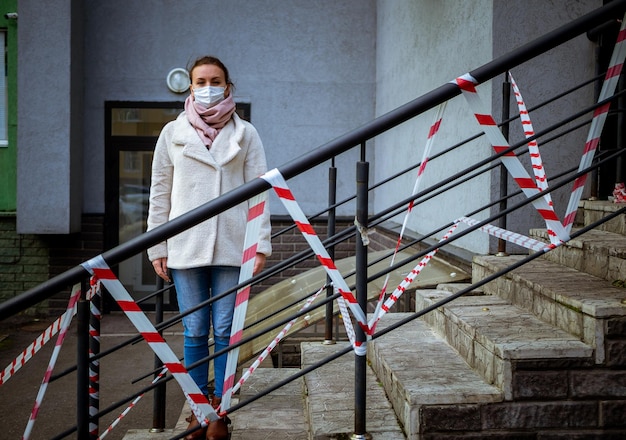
[353,146,371,439]
[151,277,166,432]
[498,71,511,256]
[77,278,90,439]
[325,158,337,344]
[89,279,101,439]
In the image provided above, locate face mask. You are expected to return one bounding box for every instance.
[193,86,225,108]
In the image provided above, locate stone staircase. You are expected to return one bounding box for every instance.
[140,201,626,439]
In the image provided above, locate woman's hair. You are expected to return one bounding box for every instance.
[187,55,233,87]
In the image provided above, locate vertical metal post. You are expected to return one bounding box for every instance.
[89,279,101,440]
[325,158,337,344]
[77,279,90,439]
[353,143,370,439]
[498,72,511,256]
[151,277,166,432]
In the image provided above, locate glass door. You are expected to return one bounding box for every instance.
[105,102,183,309]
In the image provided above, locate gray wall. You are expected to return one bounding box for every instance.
[17,0,84,233]
[16,0,376,233]
[82,0,377,216]
[375,0,494,254]
[374,0,599,255]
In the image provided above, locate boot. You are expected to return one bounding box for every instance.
[184,413,208,440]
[205,396,230,440]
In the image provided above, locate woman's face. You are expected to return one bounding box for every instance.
[190,64,230,97]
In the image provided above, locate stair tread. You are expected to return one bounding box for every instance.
[230,368,309,440]
[474,254,626,318]
[416,290,593,360]
[370,314,502,405]
[531,227,626,257]
[301,341,406,439]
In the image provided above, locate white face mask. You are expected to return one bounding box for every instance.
[193,85,225,108]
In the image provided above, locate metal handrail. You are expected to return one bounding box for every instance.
[2,0,624,320]
[3,2,626,438]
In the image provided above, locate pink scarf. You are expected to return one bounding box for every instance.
[185,95,236,147]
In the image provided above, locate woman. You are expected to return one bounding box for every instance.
[147,55,271,440]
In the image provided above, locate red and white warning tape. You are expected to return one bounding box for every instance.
[98,366,168,439]
[229,285,324,397]
[262,168,366,354]
[455,73,568,246]
[456,216,549,252]
[221,193,267,411]
[22,283,82,440]
[1,282,99,387]
[1,311,68,387]
[563,17,626,231]
[508,72,553,207]
[81,256,218,426]
[372,102,447,331]
[369,222,459,330]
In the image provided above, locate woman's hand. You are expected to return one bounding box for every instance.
[253,253,266,275]
[152,257,171,282]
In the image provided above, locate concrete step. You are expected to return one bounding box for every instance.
[230,368,309,440]
[367,314,502,439]
[472,254,626,364]
[415,289,593,400]
[530,227,626,283]
[577,200,626,235]
[301,341,406,440]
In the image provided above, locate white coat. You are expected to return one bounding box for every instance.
[146,111,272,269]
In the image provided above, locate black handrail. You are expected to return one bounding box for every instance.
[2,0,624,320]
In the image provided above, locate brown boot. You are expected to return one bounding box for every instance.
[205,396,230,440]
[184,413,208,440]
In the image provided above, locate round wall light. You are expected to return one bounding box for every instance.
[166,68,190,93]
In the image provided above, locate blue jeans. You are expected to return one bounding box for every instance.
[171,266,239,398]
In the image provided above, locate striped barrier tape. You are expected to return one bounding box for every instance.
[456,216,549,252]
[508,72,553,208]
[81,256,218,425]
[563,16,626,231]
[221,193,267,411]
[22,283,83,440]
[261,168,366,354]
[1,282,98,387]
[372,102,447,331]
[98,366,169,439]
[455,72,568,246]
[369,222,459,330]
[229,285,325,398]
[89,278,102,438]
[1,310,69,387]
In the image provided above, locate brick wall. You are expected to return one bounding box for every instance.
[0,214,50,316]
[254,217,357,295]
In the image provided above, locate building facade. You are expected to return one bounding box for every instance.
[2,0,606,311]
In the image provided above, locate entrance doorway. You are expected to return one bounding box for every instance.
[103,101,252,311]
[104,102,183,310]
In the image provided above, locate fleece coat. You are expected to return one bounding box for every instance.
[146,111,271,269]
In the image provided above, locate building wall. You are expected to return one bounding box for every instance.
[374,0,494,254]
[80,0,376,217]
[374,0,600,255]
[16,0,83,234]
